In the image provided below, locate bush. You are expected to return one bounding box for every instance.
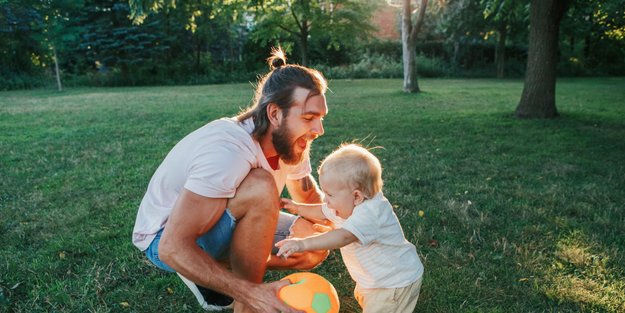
[0,73,48,91]
[314,53,451,79]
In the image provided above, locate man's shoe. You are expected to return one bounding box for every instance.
[177,273,234,311]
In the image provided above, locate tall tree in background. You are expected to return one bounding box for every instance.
[252,0,377,66]
[0,2,42,83]
[36,0,83,91]
[0,0,82,91]
[481,0,527,78]
[515,0,569,118]
[402,0,428,93]
[439,0,482,68]
[560,0,625,74]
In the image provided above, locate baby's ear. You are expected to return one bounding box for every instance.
[353,190,365,206]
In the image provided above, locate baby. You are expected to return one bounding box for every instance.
[276,143,424,313]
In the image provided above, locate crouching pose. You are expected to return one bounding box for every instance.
[132,48,329,313]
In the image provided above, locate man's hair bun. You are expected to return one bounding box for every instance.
[267,46,287,70]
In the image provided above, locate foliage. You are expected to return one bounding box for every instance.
[2,78,625,311]
[0,2,46,87]
[250,0,380,66]
[560,0,625,75]
[1,0,625,90]
[314,52,450,79]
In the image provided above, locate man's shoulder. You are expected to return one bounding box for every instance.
[197,117,253,141]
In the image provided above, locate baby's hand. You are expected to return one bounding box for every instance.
[275,238,305,259]
[280,198,298,215]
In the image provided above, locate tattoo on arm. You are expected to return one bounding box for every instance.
[300,176,313,192]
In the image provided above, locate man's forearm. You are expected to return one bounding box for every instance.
[293,175,323,203]
[160,233,255,303]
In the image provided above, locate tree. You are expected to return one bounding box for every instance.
[251,0,378,66]
[481,0,527,78]
[560,0,625,74]
[0,2,42,84]
[402,0,428,93]
[37,0,84,91]
[78,1,169,85]
[515,0,569,118]
[0,0,82,90]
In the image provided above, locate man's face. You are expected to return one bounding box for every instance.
[272,87,328,165]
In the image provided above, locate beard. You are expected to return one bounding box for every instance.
[272,119,310,165]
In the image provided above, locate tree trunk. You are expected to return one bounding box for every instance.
[452,36,460,67]
[496,22,507,79]
[52,46,63,92]
[515,0,568,118]
[402,32,419,92]
[402,0,428,93]
[300,20,309,66]
[196,37,201,74]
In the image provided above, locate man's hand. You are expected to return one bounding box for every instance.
[312,223,332,234]
[242,280,303,313]
[275,238,306,259]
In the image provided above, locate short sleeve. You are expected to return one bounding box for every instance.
[340,202,379,246]
[321,203,344,226]
[184,141,255,198]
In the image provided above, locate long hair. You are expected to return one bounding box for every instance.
[237,47,327,140]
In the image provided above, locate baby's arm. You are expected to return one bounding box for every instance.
[275,229,357,259]
[281,198,326,222]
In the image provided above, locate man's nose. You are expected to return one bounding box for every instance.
[311,119,324,137]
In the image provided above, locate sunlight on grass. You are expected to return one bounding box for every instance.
[2,78,624,312]
[541,231,625,311]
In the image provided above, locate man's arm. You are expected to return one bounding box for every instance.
[286,174,322,204]
[158,188,298,313]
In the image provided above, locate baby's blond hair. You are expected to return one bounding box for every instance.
[318,144,383,198]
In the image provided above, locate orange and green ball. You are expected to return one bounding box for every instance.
[278,272,340,313]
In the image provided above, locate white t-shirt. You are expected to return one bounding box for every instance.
[132,117,311,251]
[322,192,424,289]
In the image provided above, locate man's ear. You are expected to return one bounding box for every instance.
[267,103,283,127]
[353,190,365,206]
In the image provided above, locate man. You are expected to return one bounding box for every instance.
[132,48,329,313]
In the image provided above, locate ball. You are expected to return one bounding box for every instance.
[278,272,340,313]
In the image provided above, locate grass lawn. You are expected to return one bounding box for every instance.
[1,77,624,312]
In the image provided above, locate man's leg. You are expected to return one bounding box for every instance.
[227,169,281,281]
[226,169,281,313]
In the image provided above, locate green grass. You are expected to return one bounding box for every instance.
[1,77,624,312]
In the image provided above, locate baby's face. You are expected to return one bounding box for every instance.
[319,172,356,219]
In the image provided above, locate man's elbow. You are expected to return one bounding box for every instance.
[157,236,177,268]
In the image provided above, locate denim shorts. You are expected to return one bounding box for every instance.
[145,209,298,272]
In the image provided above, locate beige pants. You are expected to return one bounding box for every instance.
[354,277,423,313]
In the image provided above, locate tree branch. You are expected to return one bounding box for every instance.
[288,1,304,33]
[410,0,428,43]
[277,23,298,36]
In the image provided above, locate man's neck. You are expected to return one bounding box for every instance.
[259,133,280,170]
[259,132,277,160]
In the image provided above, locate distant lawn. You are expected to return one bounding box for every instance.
[1,77,624,312]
